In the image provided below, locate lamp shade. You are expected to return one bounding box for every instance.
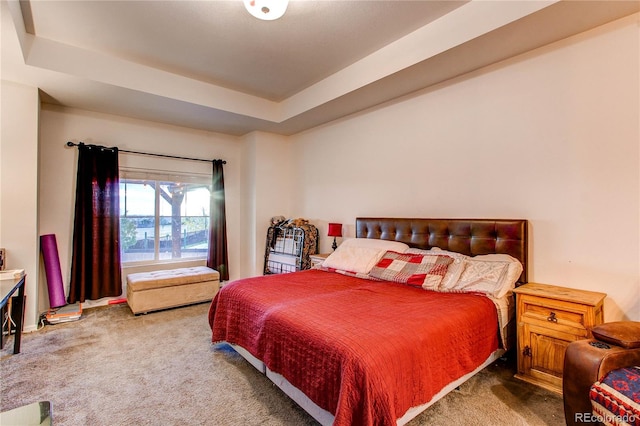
[243,0,288,21]
[327,223,342,237]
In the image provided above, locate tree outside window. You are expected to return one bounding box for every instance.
[119,179,211,263]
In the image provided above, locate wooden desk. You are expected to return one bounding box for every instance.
[1,274,26,354]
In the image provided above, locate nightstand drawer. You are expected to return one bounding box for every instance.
[520,295,589,337]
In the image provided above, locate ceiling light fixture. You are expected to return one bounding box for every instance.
[243,0,288,21]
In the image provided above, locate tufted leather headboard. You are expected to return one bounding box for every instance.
[356,217,528,284]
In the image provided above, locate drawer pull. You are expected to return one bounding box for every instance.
[523,346,532,357]
[547,312,558,323]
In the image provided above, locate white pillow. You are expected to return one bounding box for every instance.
[473,254,523,292]
[322,238,409,274]
[451,254,523,298]
[406,247,468,290]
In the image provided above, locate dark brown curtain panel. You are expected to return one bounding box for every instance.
[68,143,122,304]
[207,160,229,281]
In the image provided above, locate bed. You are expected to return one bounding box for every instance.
[209,217,528,425]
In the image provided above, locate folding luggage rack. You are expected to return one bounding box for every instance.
[264,223,318,274]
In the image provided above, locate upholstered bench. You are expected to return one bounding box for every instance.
[126,266,220,314]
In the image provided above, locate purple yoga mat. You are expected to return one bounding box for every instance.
[40,234,66,308]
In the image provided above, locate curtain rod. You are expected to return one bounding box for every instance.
[66,141,226,164]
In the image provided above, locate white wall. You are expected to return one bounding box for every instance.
[0,81,40,331]
[239,131,292,277]
[290,15,640,321]
[38,105,243,312]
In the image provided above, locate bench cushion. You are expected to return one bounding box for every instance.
[127,266,220,291]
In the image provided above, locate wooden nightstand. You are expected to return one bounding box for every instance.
[309,253,330,268]
[513,282,606,395]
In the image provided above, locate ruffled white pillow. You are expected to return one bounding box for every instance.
[472,254,523,288]
[452,254,523,298]
[322,238,409,274]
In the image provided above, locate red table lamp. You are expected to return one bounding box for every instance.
[327,223,342,251]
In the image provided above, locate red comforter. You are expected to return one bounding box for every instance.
[208,269,499,426]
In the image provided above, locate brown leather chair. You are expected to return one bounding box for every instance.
[563,321,640,426]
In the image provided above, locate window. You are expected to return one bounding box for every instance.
[119,171,211,264]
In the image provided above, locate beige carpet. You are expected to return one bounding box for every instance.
[0,303,564,425]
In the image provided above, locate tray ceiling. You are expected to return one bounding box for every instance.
[2,0,638,136]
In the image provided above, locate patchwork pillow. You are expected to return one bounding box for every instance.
[321,238,410,275]
[368,251,454,290]
[407,247,469,290]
